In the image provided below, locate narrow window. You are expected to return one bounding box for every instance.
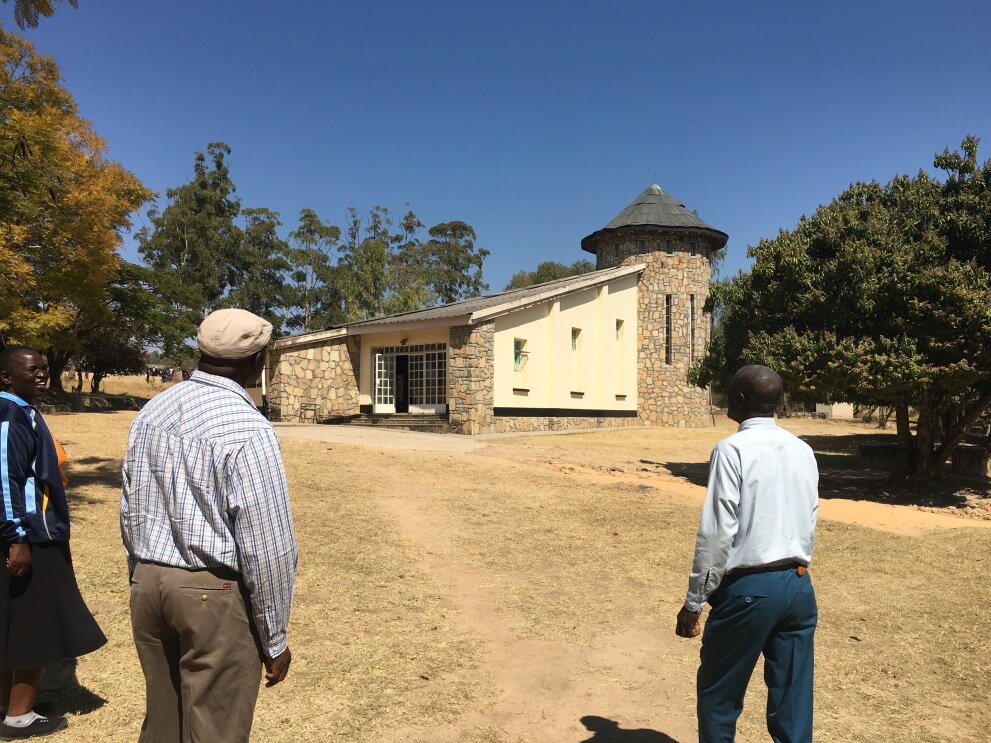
[616,319,625,391]
[665,295,673,365]
[665,240,674,256]
[690,295,697,360]
[571,327,581,351]
[513,338,527,372]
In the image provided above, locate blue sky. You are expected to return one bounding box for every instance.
[4,0,989,290]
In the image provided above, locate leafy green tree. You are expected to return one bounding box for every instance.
[223,207,290,334]
[424,221,489,303]
[333,208,490,320]
[136,142,242,353]
[1,0,76,29]
[285,208,341,332]
[504,259,595,290]
[335,206,393,321]
[692,137,991,482]
[384,209,433,315]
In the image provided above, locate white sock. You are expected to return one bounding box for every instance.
[4,711,40,728]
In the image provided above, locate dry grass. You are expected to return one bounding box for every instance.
[58,373,177,399]
[35,413,991,742]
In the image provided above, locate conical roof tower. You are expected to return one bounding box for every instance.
[581,184,727,260]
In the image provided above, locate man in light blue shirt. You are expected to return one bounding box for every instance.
[676,365,819,743]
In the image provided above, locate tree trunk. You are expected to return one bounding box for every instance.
[45,349,72,394]
[895,401,913,449]
[91,373,104,393]
[913,397,938,483]
[933,386,991,469]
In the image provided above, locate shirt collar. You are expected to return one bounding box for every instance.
[189,369,257,408]
[0,391,31,408]
[737,416,778,432]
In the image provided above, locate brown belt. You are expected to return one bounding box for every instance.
[730,562,807,577]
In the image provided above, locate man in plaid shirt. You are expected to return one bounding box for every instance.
[121,309,297,743]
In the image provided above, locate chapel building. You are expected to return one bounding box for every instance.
[265,184,727,433]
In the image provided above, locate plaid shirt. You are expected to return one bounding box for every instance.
[121,370,297,657]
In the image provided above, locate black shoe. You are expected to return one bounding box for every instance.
[0,715,68,740]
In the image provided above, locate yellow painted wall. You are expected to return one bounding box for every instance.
[357,328,450,406]
[493,273,638,410]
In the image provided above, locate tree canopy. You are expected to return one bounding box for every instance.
[691,137,991,480]
[0,24,151,388]
[504,259,595,290]
[1,0,77,29]
[136,148,490,351]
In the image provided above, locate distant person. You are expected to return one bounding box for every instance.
[0,346,107,740]
[676,365,819,743]
[121,309,297,743]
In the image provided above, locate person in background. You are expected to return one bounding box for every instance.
[121,309,297,743]
[0,346,107,740]
[676,365,819,743]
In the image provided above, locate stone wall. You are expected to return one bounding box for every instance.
[447,323,494,434]
[601,227,716,428]
[268,336,360,422]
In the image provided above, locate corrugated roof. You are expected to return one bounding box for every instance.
[342,263,643,331]
[581,184,728,253]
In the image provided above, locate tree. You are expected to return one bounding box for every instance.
[1,0,76,29]
[223,207,290,334]
[423,221,489,303]
[691,137,991,482]
[0,25,150,389]
[335,206,392,322]
[333,208,490,320]
[284,208,341,332]
[136,142,242,354]
[504,259,595,290]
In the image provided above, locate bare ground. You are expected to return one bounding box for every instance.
[34,412,991,742]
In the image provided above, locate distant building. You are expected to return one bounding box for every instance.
[265,184,727,433]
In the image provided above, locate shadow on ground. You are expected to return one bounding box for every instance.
[578,716,679,742]
[661,432,988,510]
[65,456,121,497]
[37,658,107,716]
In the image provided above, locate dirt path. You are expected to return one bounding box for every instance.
[373,463,697,742]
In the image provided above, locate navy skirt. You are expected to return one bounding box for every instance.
[0,541,107,670]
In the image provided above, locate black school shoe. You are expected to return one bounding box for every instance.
[0,715,68,740]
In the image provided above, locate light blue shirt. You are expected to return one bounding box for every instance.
[684,417,819,612]
[121,370,297,656]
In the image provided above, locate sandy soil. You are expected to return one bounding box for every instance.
[31,411,991,742]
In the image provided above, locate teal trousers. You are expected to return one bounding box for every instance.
[697,567,817,743]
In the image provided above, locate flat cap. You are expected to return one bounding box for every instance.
[197,308,272,359]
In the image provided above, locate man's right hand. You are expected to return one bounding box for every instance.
[264,647,292,687]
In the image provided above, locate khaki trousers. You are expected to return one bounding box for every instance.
[130,562,262,743]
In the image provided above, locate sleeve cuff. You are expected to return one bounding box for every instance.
[684,594,705,613]
[264,634,288,659]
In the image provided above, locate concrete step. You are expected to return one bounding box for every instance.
[324,414,450,434]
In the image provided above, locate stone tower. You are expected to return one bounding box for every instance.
[580,184,728,427]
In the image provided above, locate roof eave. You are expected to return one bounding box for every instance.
[581,223,729,253]
[469,264,644,323]
[271,327,348,350]
[345,315,473,334]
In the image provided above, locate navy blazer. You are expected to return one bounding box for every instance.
[0,392,71,544]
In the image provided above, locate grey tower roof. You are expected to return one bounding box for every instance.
[581,184,728,254]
